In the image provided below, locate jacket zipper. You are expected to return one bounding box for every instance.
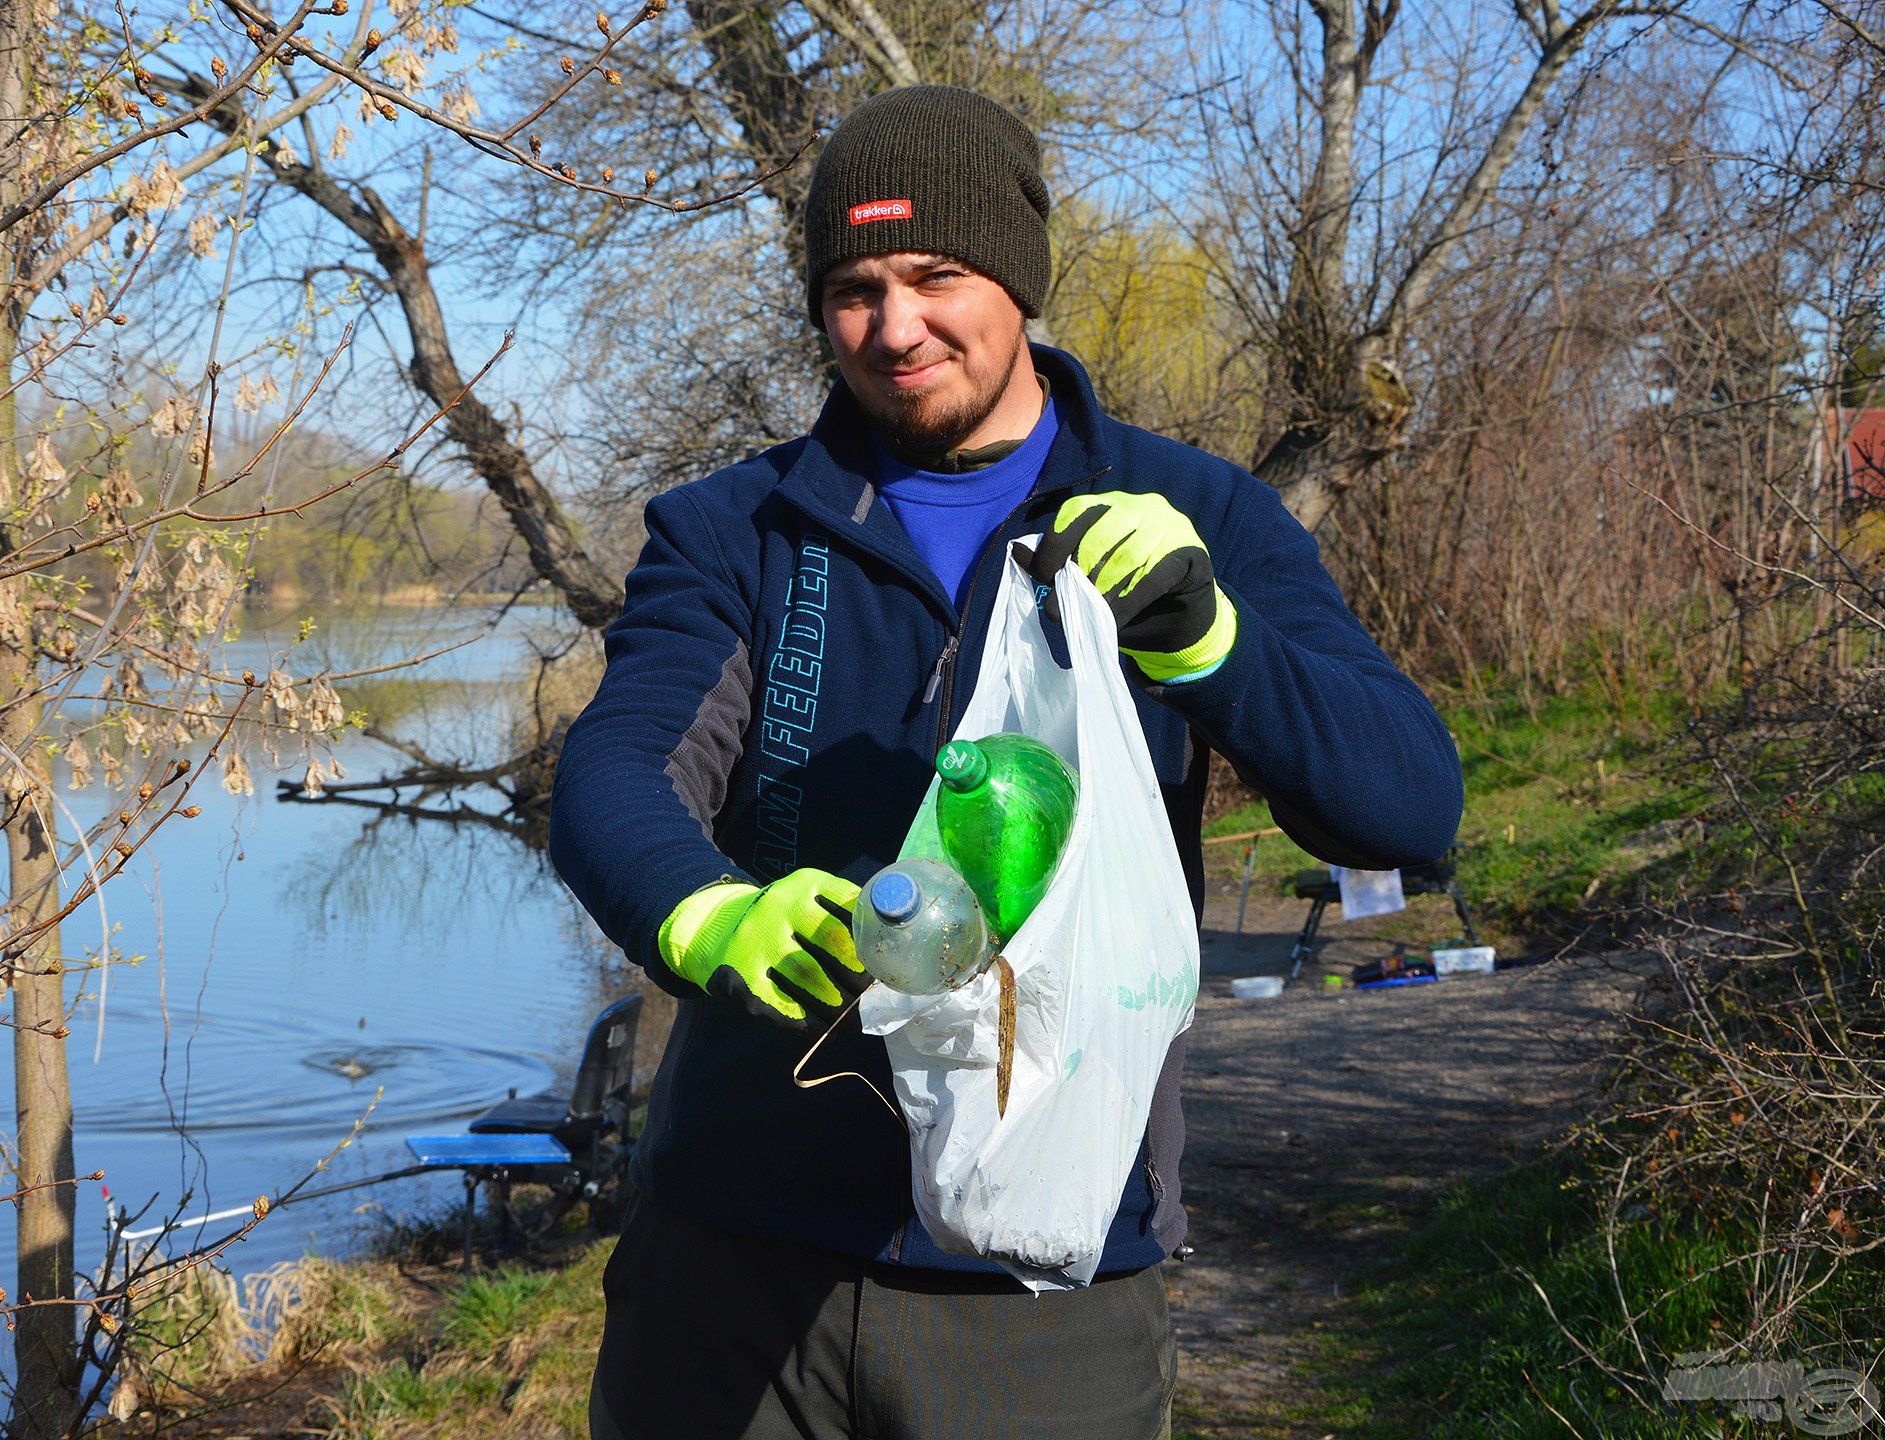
[921,635,957,706]
[928,466,1111,751]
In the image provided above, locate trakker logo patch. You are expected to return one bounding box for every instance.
[848,198,913,225]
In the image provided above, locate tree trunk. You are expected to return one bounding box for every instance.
[365,209,626,629]
[1260,335,1414,532]
[1257,3,1409,531]
[2,3,81,1431]
[3,755,78,1440]
[1255,0,1614,533]
[686,0,821,276]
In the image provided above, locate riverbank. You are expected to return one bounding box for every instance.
[1204,678,1702,944]
[247,585,570,610]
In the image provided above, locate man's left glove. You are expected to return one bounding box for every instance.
[1018,491,1238,682]
[657,869,866,1030]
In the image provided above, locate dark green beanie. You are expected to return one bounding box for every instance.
[803,85,1050,329]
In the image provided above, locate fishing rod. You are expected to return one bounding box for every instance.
[112,1163,437,1242]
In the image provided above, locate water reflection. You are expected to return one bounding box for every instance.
[2,603,638,1312]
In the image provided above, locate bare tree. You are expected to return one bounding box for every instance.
[1173,0,1695,530]
[0,0,713,1426]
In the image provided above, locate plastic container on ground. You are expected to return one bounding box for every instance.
[1230,975,1285,999]
[1432,945,1497,975]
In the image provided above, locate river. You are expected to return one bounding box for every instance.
[1,602,637,1326]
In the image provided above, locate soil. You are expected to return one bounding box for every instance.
[1163,884,1660,1437]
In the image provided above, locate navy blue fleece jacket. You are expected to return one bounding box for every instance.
[548,344,1463,1273]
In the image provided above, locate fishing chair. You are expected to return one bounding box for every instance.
[1287,854,1480,980]
[405,992,642,1268]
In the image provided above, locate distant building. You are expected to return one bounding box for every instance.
[1828,408,1885,502]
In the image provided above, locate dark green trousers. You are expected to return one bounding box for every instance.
[589,1187,1176,1440]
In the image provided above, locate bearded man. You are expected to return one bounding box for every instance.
[550,83,1464,1440]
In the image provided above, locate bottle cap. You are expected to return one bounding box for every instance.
[870,869,922,925]
[935,739,989,792]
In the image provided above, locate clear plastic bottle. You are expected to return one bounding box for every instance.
[934,734,1078,943]
[852,859,991,995]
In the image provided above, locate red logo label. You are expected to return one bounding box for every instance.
[848,198,913,225]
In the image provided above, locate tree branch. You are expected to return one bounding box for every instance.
[179,73,626,629]
[1385,2,1684,348]
[828,0,922,87]
[0,0,322,235]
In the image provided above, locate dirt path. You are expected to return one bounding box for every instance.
[1165,888,1658,1436]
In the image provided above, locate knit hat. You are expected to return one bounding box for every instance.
[803,85,1051,329]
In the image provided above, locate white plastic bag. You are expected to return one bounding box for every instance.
[858,550,1200,1291]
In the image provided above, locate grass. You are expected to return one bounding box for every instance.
[107,1190,612,1438]
[122,1251,418,1401]
[1444,683,1700,927]
[1291,1152,1885,1438]
[1206,678,1705,946]
[441,1267,559,1354]
[322,1361,510,1440]
[295,1236,613,1439]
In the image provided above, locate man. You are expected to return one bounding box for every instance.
[549,85,1463,1440]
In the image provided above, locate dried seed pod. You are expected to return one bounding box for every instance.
[220,752,253,797]
[996,956,1015,1117]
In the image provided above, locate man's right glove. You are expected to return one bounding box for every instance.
[657,869,865,1030]
[1017,491,1237,682]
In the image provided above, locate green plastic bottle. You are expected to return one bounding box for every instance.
[934,735,1078,942]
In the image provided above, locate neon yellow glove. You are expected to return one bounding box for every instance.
[1020,491,1237,682]
[657,869,865,1029]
